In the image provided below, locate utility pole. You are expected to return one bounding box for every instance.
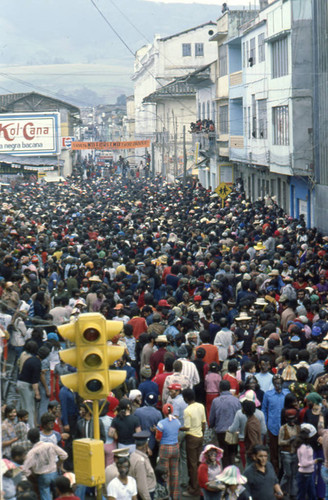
[183,125,187,186]
[151,141,155,178]
[173,111,178,179]
[161,130,165,178]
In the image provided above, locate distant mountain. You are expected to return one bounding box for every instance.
[0,0,255,105]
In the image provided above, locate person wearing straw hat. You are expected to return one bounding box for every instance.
[215,465,250,499]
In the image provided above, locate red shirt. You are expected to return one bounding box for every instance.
[223,373,240,395]
[55,496,80,500]
[127,316,148,340]
[196,344,219,364]
[198,463,211,489]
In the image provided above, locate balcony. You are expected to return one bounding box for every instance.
[229,136,246,162]
[230,71,242,87]
[230,135,244,148]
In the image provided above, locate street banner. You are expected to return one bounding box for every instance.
[71,140,150,150]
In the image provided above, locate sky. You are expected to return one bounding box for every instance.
[0,0,257,107]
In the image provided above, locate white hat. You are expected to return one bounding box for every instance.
[129,389,142,401]
[300,423,317,438]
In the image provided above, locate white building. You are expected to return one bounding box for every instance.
[132,22,218,174]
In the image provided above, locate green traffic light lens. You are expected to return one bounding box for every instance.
[85,353,102,367]
[83,328,100,342]
[86,379,103,392]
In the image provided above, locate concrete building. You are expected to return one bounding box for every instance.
[132,22,218,174]
[213,0,314,226]
[313,0,328,232]
[143,78,197,179]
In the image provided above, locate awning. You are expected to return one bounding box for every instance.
[0,153,64,167]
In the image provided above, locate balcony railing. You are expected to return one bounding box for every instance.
[230,71,242,86]
[230,136,244,148]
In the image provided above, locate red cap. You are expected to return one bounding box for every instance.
[158,299,170,307]
[194,295,202,301]
[168,383,182,391]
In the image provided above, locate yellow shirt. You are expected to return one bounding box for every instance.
[184,402,206,438]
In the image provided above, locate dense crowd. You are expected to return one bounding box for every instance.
[1,172,328,500]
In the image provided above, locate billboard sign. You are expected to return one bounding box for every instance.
[0,113,60,156]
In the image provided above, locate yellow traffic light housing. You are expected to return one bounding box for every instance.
[58,313,127,400]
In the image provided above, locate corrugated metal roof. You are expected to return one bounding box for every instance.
[0,92,80,114]
[0,154,64,166]
[143,79,196,102]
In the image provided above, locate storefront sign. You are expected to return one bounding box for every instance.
[0,113,60,155]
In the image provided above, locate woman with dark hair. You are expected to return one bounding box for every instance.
[281,392,300,425]
[242,375,264,405]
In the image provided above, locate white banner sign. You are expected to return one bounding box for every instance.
[0,113,60,156]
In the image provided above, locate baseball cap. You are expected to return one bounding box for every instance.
[168,383,182,391]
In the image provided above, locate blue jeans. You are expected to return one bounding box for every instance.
[280,452,297,497]
[37,471,58,500]
[321,464,328,500]
[297,471,316,500]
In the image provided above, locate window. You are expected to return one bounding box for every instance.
[272,37,288,78]
[182,43,191,57]
[242,42,246,67]
[258,99,267,139]
[243,106,247,137]
[219,44,228,76]
[273,105,289,145]
[198,102,201,119]
[258,33,265,62]
[252,95,256,138]
[219,105,228,134]
[195,43,204,57]
[249,37,256,66]
[247,106,251,139]
[202,102,205,120]
[207,101,210,120]
[246,41,249,67]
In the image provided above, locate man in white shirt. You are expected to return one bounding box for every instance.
[107,457,137,500]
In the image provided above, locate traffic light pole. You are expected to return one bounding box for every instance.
[92,401,102,500]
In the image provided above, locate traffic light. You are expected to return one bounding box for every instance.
[58,313,126,400]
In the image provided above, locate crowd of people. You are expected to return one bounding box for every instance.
[1,171,328,500]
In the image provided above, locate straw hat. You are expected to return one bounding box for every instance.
[89,275,102,282]
[216,465,247,485]
[254,298,268,306]
[235,312,252,321]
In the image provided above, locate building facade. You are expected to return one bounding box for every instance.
[132,22,218,173]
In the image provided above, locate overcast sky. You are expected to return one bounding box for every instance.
[0,0,258,106]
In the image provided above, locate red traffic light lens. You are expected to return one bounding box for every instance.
[83,328,100,342]
[86,379,103,392]
[85,353,102,367]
